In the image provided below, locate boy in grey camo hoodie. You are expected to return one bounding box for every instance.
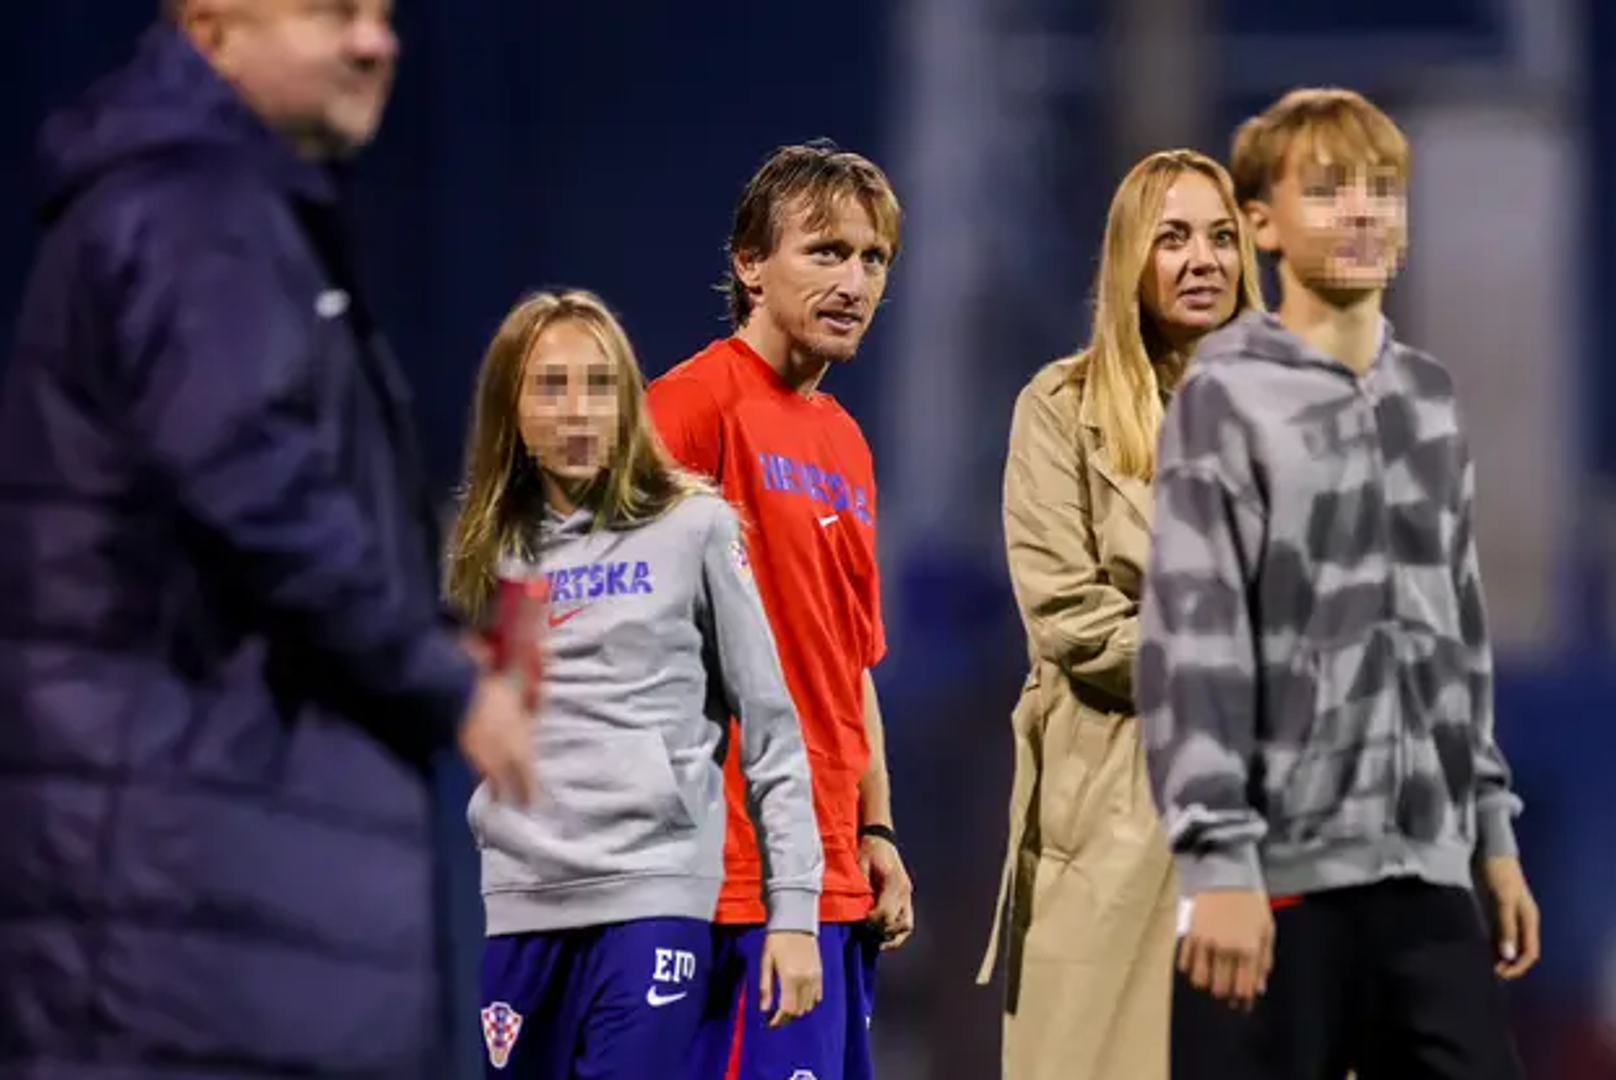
[1138,88,1540,1080]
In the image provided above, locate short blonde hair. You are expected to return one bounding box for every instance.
[1230,88,1410,206]
[725,140,901,329]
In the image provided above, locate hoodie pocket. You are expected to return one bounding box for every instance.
[537,728,697,835]
[471,727,700,887]
[1264,636,1392,847]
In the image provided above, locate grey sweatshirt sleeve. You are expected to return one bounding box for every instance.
[1451,452,1522,858]
[701,504,824,933]
[1137,372,1270,894]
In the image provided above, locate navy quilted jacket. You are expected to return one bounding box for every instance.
[0,27,478,1079]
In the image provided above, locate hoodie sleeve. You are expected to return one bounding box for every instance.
[1137,371,1269,894]
[115,203,475,757]
[699,502,823,933]
[1451,450,1522,858]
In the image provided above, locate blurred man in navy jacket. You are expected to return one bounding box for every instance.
[0,1,535,1076]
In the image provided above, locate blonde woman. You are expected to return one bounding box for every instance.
[977,150,1264,1080]
[445,290,824,1079]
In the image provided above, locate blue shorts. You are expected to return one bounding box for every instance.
[688,922,880,1080]
[480,917,711,1078]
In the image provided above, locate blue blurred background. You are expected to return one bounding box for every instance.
[3,1,1613,1076]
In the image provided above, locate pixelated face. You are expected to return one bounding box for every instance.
[1138,170,1244,346]
[1256,151,1408,294]
[197,0,397,157]
[735,194,893,364]
[517,320,621,484]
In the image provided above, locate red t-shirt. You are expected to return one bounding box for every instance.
[647,337,885,925]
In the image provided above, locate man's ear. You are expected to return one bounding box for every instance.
[732,250,764,308]
[1242,199,1281,255]
[176,0,230,58]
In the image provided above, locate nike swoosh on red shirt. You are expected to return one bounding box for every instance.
[547,606,586,628]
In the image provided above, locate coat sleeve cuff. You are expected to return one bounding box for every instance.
[407,631,479,749]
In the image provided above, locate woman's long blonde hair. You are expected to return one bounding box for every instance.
[1076,149,1264,479]
[445,289,711,619]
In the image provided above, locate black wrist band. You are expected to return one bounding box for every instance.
[859,823,898,846]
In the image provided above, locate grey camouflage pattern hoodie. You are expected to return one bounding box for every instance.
[1137,310,1521,899]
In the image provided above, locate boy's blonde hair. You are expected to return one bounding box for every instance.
[1230,88,1410,206]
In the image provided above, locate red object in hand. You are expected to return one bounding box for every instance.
[486,574,549,710]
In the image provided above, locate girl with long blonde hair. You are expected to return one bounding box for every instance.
[448,290,826,1079]
[446,292,711,616]
[978,150,1263,1080]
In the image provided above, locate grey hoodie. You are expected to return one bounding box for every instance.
[1137,310,1521,899]
[469,492,823,934]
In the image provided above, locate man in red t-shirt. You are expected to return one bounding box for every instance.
[647,140,912,1080]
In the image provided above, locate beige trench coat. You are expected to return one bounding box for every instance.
[978,355,1178,1080]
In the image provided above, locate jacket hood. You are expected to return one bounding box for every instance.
[36,25,333,220]
[1197,310,1391,374]
[542,505,594,542]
